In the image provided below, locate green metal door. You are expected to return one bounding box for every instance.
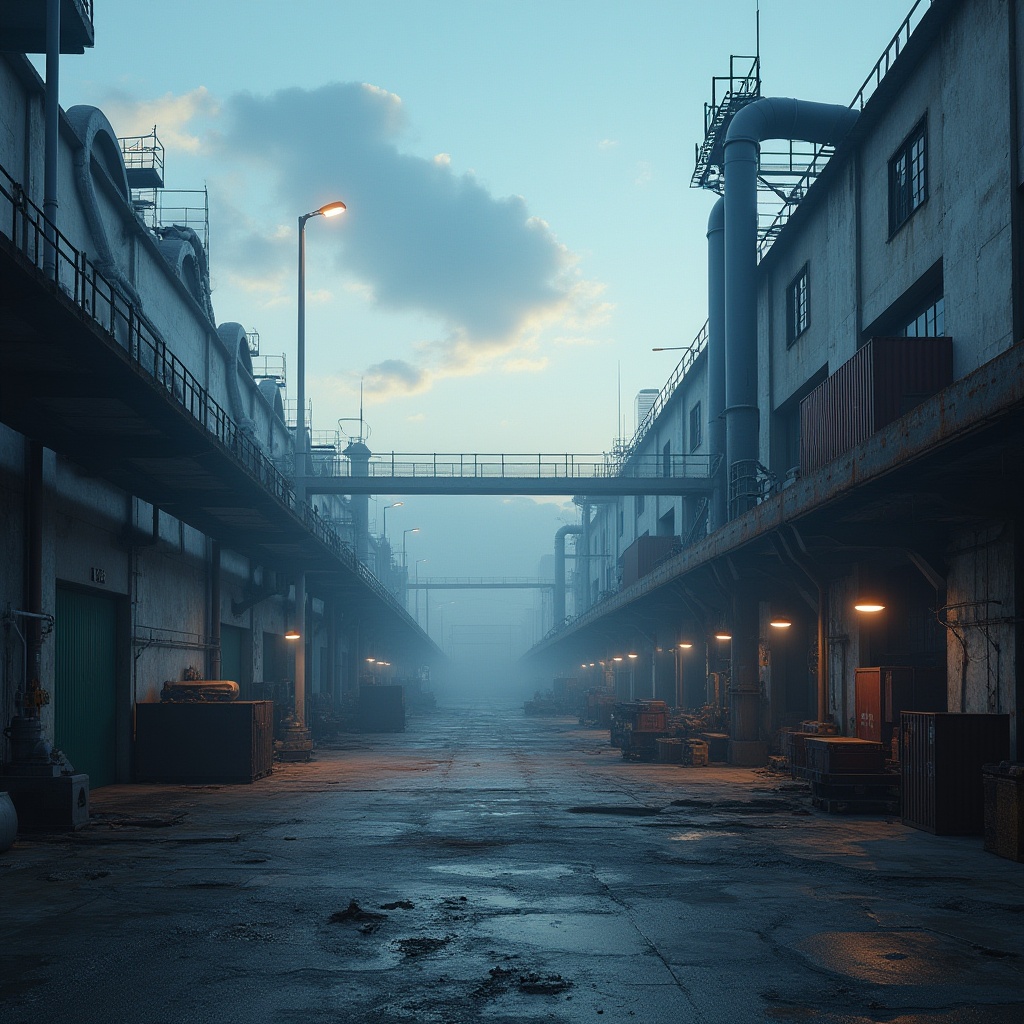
[54,586,118,788]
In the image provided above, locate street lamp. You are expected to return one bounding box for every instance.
[294,198,345,732]
[381,501,403,542]
[402,527,420,569]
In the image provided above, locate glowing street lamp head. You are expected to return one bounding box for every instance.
[678,641,694,650]
[319,201,347,218]
[627,652,639,660]
[285,629,301,641]
[854,602,886,613]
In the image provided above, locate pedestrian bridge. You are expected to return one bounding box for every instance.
[301,452,719,497]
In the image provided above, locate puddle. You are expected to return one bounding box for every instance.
[669,830,740,842]
[428,863,576,881]
[476,912,646,955]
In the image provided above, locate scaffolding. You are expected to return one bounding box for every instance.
[118,126,211,255]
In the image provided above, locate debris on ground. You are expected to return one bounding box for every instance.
[396,935,452,957]
[473,966,573,998]
[381,900,415,910]
[329,899,389,933]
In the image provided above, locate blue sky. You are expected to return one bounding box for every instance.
[47,0,918,654]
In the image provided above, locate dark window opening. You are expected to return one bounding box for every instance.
[689,402,702,452]
[889,118,927,235]
[636,493,645,518]
[787,263,810,345]
[662,440,671,478]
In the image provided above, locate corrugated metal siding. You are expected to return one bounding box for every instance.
[901,712,1010,834]
[54,586,118,788]
[799,336,953,475]
[621,535,680,588]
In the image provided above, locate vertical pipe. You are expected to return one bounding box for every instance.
[706,197,727,531]
[210,541,222,680]
[25,441,44,706]
[43,0,60,278]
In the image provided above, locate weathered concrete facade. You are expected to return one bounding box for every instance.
[0,36,437,789]
[543,0,1024,759]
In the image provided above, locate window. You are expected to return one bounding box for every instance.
[889,118,927,235]
[636,493,645,518]
[902,295,944,337]
[786,263,810,345]
[617,502,624,537]
[662,440,671,478]
[689,402,702,452]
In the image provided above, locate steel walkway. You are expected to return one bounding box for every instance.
[301,452,719,497]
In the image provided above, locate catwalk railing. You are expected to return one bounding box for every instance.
[310,450,718,481]
[0,160,412,621]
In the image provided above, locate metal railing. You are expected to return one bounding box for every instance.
[0,159,383,594]
[756,0,933,259]
[317,450,718,481]
[613,319,709,468]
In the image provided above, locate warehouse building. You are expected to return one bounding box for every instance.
[534,0,1024,767]
[0,4,439,811]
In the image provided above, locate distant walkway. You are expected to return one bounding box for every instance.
[302,452,720,496]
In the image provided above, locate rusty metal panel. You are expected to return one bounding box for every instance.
[855,666,946,749]
[621,535,680,588]
[799,336,953,475]
[901,712,1010,835]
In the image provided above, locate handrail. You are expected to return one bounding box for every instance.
[0,158,419,625]
[315,450,719,480]
[613,319,710,468]
[756,0,932,259]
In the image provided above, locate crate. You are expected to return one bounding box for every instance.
[804,737,886,774]
[655,737,683,763]
[983,763,1024,861]
[781,730,816,769]
[700,732,729,761]
[686,739,709,767]
[135,701,274,783]
[901,712,1010,835]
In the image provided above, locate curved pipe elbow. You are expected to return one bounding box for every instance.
[725,97,859,149]
[706,195,725,237]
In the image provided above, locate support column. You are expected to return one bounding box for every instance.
[728,588,767,765]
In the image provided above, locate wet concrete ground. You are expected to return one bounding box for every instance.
[2,697,1023,1024]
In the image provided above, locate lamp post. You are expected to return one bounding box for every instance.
[294,199,345,732]
[382,501,403,544]
[402,527,420,569]
[380,501,403,576]
[414,558,428,625]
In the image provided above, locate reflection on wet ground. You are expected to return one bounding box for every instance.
[1,696,1022,1024]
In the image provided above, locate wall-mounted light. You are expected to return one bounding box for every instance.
[769,617,792,629]
[854,601,886,613]
[678,641,694,649]
[627,652,638,660]
[714,631,732,641]
[285,628,301,641]
[612,656,624,663]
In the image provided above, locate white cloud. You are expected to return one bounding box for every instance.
[102,86,218,153]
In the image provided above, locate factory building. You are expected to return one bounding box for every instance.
[0,5,439,813]
[535,0,1024,766]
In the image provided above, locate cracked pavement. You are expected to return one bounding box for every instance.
[1,697,1022,1023]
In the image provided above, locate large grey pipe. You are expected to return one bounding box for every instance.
[723,98,858,516]
[706,197,726,532]
[553,525,583,626]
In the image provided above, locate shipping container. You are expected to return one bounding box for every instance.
[135,700,274,783]
[799,336,953,475]
[901,712,1010,835]
[855,666,946,748]
[620,535,681,588]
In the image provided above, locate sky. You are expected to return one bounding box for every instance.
[46,0,918,664]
